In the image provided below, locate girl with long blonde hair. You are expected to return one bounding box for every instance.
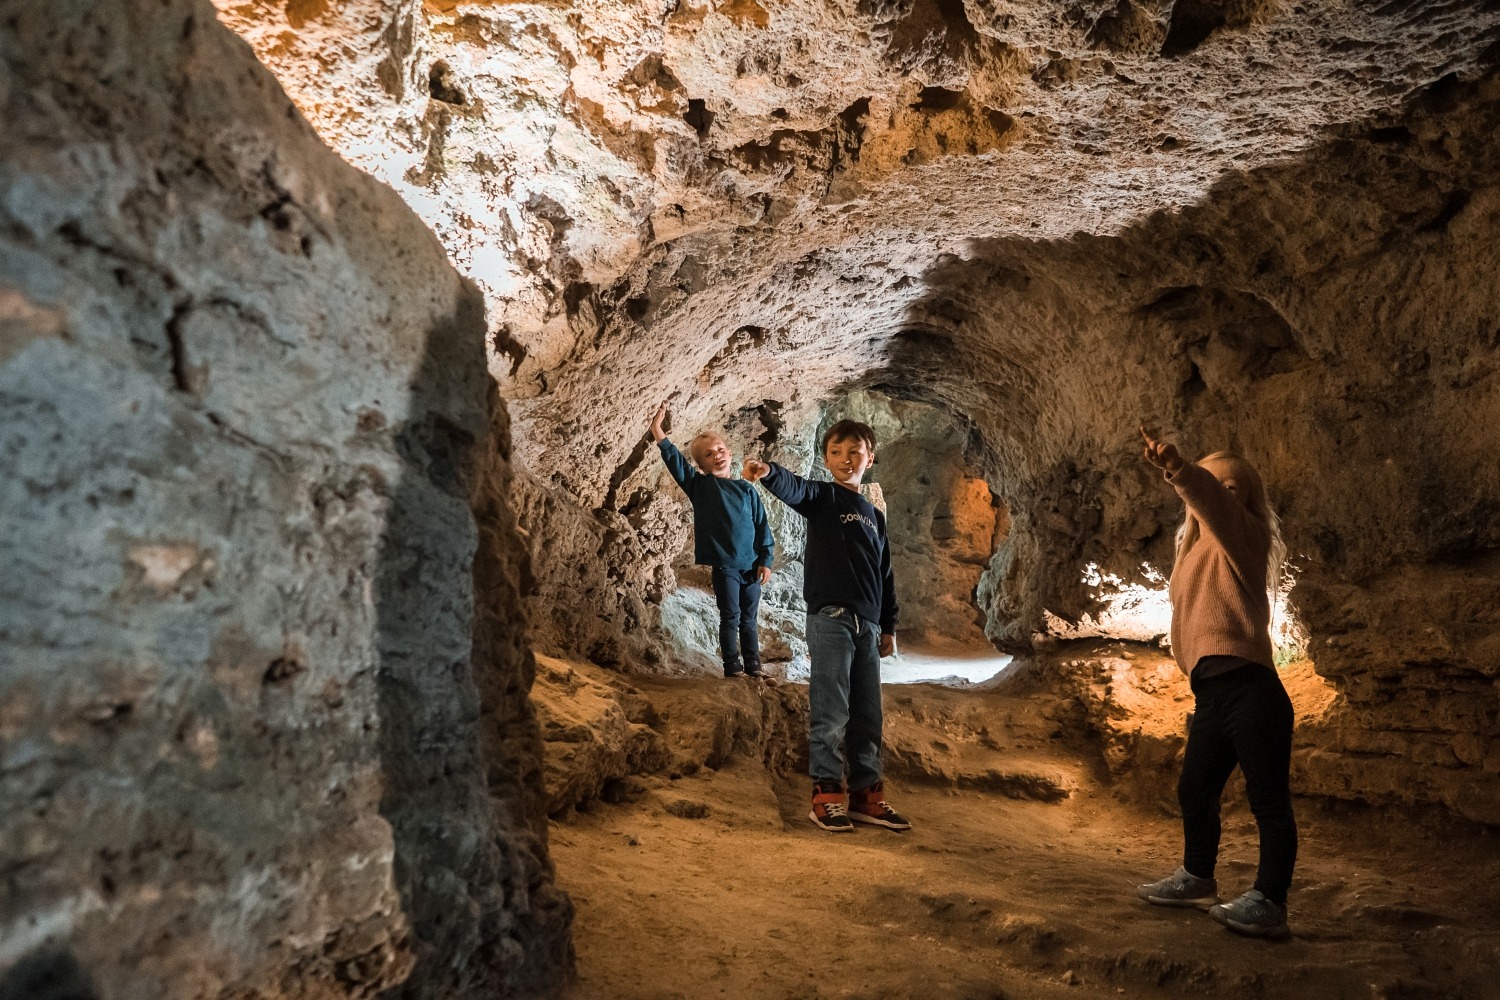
[1134,428,1297,939]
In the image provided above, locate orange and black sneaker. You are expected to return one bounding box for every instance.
[809,781,853,833]
[849,781,911,831]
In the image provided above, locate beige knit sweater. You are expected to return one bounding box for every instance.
[1166,461,1274,677]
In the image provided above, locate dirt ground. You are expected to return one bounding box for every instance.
[548,671,1500,1000]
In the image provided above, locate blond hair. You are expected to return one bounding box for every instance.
[688,431,726,464]
[1173,451,1286,596]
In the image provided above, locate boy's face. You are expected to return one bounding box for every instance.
[823,434,874,489]
[692,435,734,478]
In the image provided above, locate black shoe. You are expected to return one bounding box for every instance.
[723,668,744,678]
[743,662,764,677]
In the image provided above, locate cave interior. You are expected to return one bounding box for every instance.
[3,1,1500,998]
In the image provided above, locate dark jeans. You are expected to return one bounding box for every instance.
[805,606,883,790]
[1180,657,1298,907]
[710,566,761,674]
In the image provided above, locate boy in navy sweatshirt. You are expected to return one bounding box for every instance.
[651,402,774,678]
[744,419,909,833]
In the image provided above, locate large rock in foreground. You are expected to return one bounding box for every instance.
[0,3,568,996]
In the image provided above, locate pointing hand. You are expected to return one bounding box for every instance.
[1139,425,1184,475]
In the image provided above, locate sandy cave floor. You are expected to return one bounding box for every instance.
[549,670,1500,1000]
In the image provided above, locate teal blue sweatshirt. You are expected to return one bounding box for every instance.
[658,439,774,571]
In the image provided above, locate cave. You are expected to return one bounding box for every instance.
[3,1,1500,998]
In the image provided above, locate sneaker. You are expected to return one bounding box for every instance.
[1136,867,1218,908]
[849,781,912,831]
[1210,890,1290,938]
[809,782,853,833]
[743,662,764,678]
[723,666,744,678]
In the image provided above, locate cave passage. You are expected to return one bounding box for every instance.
[6,2,1500,1000]
[659,387,1016,686]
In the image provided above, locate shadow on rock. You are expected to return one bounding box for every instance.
[374,281,572,998]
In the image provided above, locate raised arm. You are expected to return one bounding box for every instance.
[657,431,697,492]
[1166,462,1265,555]
[1141,427,1265,568]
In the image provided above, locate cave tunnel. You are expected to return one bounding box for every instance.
[3,1,1500,998]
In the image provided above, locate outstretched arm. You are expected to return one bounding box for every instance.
[744,458,826,513]
[656,407,695,491]
[1140,426,1261,553]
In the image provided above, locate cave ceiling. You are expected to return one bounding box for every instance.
[216,0,1500,630]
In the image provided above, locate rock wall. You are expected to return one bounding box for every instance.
[893,76,1500,823]
[0,2,567,996]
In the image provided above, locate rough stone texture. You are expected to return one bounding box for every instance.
[0,2,566,997]
[531,655,809,817]
[217,0,1500,824]
[531,654,1080,818]
[1020,643,1339,809]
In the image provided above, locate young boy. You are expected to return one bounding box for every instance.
[743,419,908,833]
[651,402,774,678]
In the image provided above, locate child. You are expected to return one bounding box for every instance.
[651,402,774,678]
[1135,427,1296,938]
[743,419,908,833]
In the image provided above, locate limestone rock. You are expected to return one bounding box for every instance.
[0,2,567,996]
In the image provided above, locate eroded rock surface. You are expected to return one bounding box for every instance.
[0,3,566,996]
[3,9,1493,997]
[215,3,1500,832]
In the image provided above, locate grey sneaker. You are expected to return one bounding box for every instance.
[1136,867,1218,909]
[1210,890,1290,938]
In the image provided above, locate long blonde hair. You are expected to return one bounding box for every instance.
[1172,451,1286,596]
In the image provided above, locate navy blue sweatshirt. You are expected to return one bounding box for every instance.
[658,439,774,571]
[760,463,898,634]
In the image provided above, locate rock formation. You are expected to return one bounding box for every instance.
[7,0,1500,996]
[0,2,567,997]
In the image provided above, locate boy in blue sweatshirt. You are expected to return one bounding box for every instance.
[744,419,909,834]
[651,403,774,678]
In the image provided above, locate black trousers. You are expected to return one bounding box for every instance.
[1180,658,1298,907]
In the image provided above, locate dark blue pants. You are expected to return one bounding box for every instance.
[1180,658,1298,907]
[710,566,761,675]
[805,606,883,790]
